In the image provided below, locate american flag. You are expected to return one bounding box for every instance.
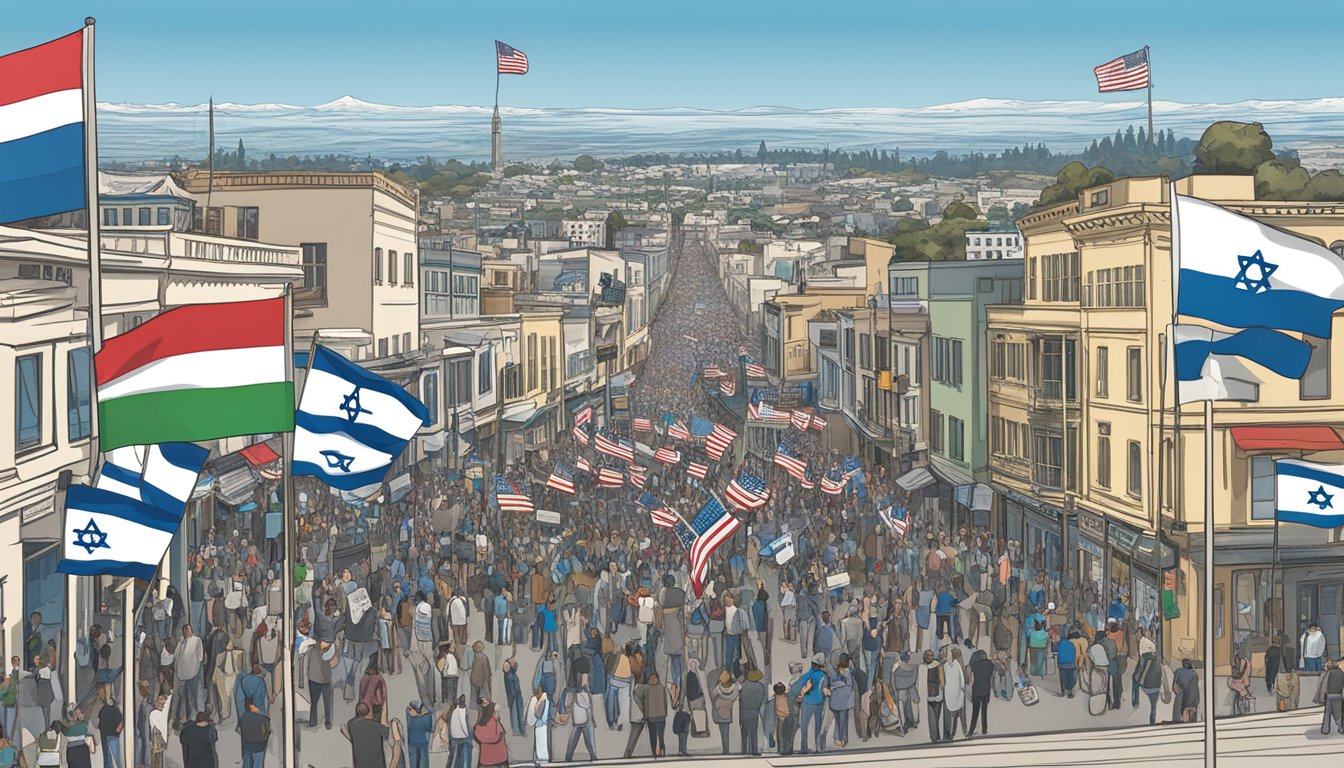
[820,472,845,496]
[494,476,534,513]
[575,406,592,428]
[597,466,625,488]
[1093,48,1149,92]
[638,491,678,529]
[810,414,826,432]
[790,409,811,431]
[724,470,770,511]
[841,455,863,480]
[633,417,653,432]
[687,462,708,480]
[703,365,722,380]
[576,456,593,474]
[496,40,529,75]
[674,496,741,597]
[654,447,682,465]
[719,376,736,397]
[745,360,767,379]
[572,423,590,446]
[546,462,576,495]
[799,474,816,490]
[706,423,737,460]
[629,464,648,489]
[756,402,791,423]
[773,442,808,480]
[689,416,715,438]
[667,419,691,441]
[595,431,634,463]
[880,504,911,537]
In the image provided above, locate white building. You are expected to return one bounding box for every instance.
[965,229,1023,260]
[562,218,606,248]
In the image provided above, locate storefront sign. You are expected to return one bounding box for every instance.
[20,485,55,524]
[1078,537,1105,559]
[1109,524,1141,553]
[1076,508,1106,542]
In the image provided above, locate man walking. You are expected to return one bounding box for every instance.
[1313,658,1344,735]
[968,649,993,736]
[174,625,205,727]
[97,693,124,768]
[791,653,830,754]
[342,702,391,768]
[738,668,767,756]
[305,643,333,729]
[237,699,271,768]
[564,684,598,762]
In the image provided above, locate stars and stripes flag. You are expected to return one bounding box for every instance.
[629,464,648,489]
[575,406,593,427]
[790,409,811,431]
[745,360,767,379]
[597,466,626,488]
[633,417,653,432]
[576,456,593,474]
[756,402,791,423]
[820,471,845,496]
[546,462,577,495]
[799,473,816,491]
[667,419,691,441]
[706,423,737,461]
[687,462,708,480]
[810,414,826,432]
[654,447,682,465]
[724,470,770,511]
[689,416,715,438]
[496,40,529,75]
[572,424,590,446]
[638,492,679,529]
[674,496,742,598]
[595,431,635,463]
[773,442,808,480]
[703,365,722,379]
[880,504,911,537]
[493,476,535,513]
[1093,48,1149,92]
[719,376,736,396]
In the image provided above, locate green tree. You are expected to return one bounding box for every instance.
[892,196,914,212]
[1036,162,1115,208]
[236,139,246,169]
[942,201,979,221]
[503,164,529,178]
[1194,121,1274,174]
[757,141,767,163]
[1306,169,1344,201]
[1010,202,1032,221]
[573,154,603,172]
[1254,159,1309,200]
[986,203,1011,224]
[603,210,629,249]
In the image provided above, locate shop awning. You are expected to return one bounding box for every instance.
[895,467,935,492]
[241,442,280,467]
[388,473,413,503]
[216,467,257,506]
[1230,425,1344,452]
[969,483,994,512]
[502,402,554,429]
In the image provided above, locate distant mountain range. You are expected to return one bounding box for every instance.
[95,96,1344,167]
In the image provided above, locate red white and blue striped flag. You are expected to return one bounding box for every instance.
[667,419,691,441]
[595,431,634,463]
[629,464,648,489]
[1094,48,1149,93]
[687,462,708,480]
[546,462,576,495]
[773,441,808,480]
[494,476,534,513]
[745,360,767,379]
[674,496,741,597]
[654,447,682,465]
[597,466,625,488]
[724,470,770,511]
[573,423,590,446]
[496,41,529,75]
[575,406,592,427]
[633,417,653,432]
[705,423,737,461]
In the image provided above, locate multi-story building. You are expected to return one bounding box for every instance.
[562,217,607,248]
[988,174,1344,671]
[761,288,867,385]
[965,228,1024,260]
[420,248,483,321]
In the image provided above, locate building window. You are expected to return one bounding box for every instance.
[1250,455,1277,520]
[404,252,414,286]
[236,206,259,240]
[929,409,943,454]
[204,207,222,235]
[157,207,171,226]
[978,277,994,293]
[121,207,132,226]
[1301,335,1330,400]
[421,370,439,426]
[67,348,91,442]
[1041,252,1080,302]
[859,333,871,369]
[932,336,963,388]
[478,347,493,395]
[949,416,965,461]
[1096,346,1109,398]
[527,334,538,392]
[298,243,328,305]
[1126,346,1142,403]
[892,276,918,296]
[1033,429,1063,489]
[1090,188,1110,208]
[374,248,383,283]
[388,250,398,286]
[16,354,42,452]
[1039,337,1077,401]
[378,338,389,358]
[503,363,523,400]
[1096,422,1111,488]
[1028,258,1037,300]
[1086,266,1145,308]
[1127,440,1142,498]
[403,332,411,353]
[102,208,117,227]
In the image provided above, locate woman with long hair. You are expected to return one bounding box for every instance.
[473,701,510,768]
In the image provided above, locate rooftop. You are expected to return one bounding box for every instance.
[177,169,417,209]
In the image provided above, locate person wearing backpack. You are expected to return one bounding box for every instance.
[1027,619,1050,677]
[237,698,270,768]
[1134,637,1163,724]
[1057,629,1080,698]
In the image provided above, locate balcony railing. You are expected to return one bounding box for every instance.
[1028,381,1079,411]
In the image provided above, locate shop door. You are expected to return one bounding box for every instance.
[1297,583,1341,660]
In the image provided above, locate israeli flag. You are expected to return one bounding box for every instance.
[1275,459,1344,528]
[58,485,183,580]
[1174,193,1344,338]
[96,442,209,515]
[294,345,431,490]
[1172,324,1310,404]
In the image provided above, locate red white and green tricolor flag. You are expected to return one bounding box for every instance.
[95,297,294,450]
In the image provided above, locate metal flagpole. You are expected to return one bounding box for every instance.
[281,285,297,764]
[1203,399,1215,768]
[1272,464,1281,642]
[1145,46,1154,151]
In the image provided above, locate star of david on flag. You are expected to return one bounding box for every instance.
[59,485,184,581]
[1274,459,1344,529]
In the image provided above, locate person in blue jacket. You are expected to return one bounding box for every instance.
[1057,629,1080,698]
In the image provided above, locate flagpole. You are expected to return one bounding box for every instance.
[120,578,135,768]
[1203,398,1215,768]
[281,285,297,765]
[1145,45,1153,151]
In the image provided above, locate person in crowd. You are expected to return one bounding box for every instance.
[236,699,270,768]
[179,710,218,768]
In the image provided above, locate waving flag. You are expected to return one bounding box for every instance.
[0,29,87,223]
[667,419,691,441]
[706,423,737,460]
[1093,48,1149,92]
[690,416,715,438]
[756,402,791,423]
[1173,324,1296,403]
[790,409,811,431]
[841,455,863,480]
[629,464,648,489]
[546,462,577,495]
[496,40,529,74]
[674,496,742,597]
[97,442,209,516]
[1275,459,1344,528]
[745,360,767,379]
[820,472,845,496]
[799,473,816,490]
[494,476,535,513]
[810,414,827,432]
[595,431,635,462]
[654,447,682,465]
[880,504,911,536]
[58,485,182,580]
[719,376,736,396]
[703,365,722,380]
[639,493,677,529]
[774,441,808,480]
[687,462,708,480]
[633,417,653,432]
[573,423,590,446]
[576,456,593,474]
[597,466,626,488]
[725,470,770,511]
[575,406,593,427]
[294,345,431,490]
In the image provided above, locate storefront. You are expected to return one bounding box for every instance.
[1001,491,1063,581]
[1074,506,1107,611]
[953,483,994,531]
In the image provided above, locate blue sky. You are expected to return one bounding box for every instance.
[6,0,1341,109]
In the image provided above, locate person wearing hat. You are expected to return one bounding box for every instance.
[738,667,767,756]
[791,654,830,754]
